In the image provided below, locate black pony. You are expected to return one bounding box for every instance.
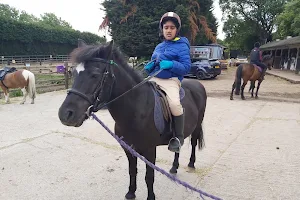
[58,41,207,200]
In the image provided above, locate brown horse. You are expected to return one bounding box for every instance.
[0,69,36,104]
[230,55,273,100]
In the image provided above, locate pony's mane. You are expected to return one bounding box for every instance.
[262,54,272,61]
[70,42,143,83]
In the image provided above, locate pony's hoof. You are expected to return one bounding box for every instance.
[147,195,155,200]
[230,96,233,100]
[20,102,25,104]
[31,102,34,104]
[251,96,254,98]
[255,96,259,99]
[169,167,177,174]
[125,192,136,200]
[241,97,245,100]
[188,162,195,169]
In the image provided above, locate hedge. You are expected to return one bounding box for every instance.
[0,18,105,55]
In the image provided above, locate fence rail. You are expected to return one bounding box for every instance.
[1,55,70,65]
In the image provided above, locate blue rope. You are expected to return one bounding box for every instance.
[91,113,223,200]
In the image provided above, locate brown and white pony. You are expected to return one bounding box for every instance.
[0,69,36,104]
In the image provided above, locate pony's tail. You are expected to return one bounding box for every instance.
[198,122,205,150]
[27,71,36,99]
[235,65,243,95]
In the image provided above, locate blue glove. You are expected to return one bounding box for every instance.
[159,60,173,70]
[144,61,155,72]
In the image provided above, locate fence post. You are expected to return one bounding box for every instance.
[64,62,69,89]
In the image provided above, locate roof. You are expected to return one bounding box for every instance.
[191,43,228,49]
[260,36,300,50]
[205,43,228,49]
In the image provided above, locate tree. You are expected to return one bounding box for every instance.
[39,13,72,29]
[18,11,39,23]
[276,0,300,37]
[0,4,72,29]
[0,4,19,20]
[99,0,217,57]
[223,17,260,51]
[220,0,287,52]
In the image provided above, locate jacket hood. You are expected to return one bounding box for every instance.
[168,37,190,48]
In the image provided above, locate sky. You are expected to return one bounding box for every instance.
[1,0,225,40]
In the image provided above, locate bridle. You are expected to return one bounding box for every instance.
[67,58,116,116]
[67,58,162,117]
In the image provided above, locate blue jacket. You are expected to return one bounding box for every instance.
[149,37,191,81]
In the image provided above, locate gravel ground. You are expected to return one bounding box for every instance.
[1,83,299,200]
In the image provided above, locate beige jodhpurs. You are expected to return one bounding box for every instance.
[151,77,183,116]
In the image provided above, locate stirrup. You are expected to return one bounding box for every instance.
[168,137,181,153]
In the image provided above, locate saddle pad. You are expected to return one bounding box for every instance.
[253,64,262,73]
[151,86,185,135]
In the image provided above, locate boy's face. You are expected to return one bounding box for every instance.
[163,21,177,40]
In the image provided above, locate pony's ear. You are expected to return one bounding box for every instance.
[78,39,87,47]
[106,40,114,59]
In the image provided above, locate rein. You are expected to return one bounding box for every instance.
[67,58,161,117]
[97,68,162,109]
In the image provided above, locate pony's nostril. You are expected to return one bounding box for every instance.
[66,110,74,120]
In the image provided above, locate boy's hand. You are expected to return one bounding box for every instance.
[159,60,173,70]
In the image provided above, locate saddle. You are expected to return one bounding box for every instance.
[252,64,262,73]
[0,67,17,81]
[149,81,185,134]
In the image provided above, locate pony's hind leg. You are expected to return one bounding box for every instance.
[230,81,236,100]
[188,135,197,169]
[170,153,179,174]
[188,123,204,169]
[20,87,28,104]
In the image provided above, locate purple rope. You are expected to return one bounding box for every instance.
[91,113,222,200]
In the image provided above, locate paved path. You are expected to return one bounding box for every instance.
[200,67,300,103]
[266,69,300,84]
[1,91,299,200]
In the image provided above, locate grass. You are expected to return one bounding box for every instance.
[10,89,23,97]
[35,73,64,81]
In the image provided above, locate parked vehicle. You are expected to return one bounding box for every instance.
[233,55,248,66]
[185,45,223,79]
[184,59,221,79]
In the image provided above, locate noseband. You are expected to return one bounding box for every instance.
[67,58,116,116]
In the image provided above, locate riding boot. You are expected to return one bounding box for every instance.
[168,112,185,153]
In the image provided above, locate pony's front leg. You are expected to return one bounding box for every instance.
[241,80,248,100]
[144,147,156,200]
[20,88,28,104]
[255,80,263,99]
[124,150,137,200]
[170,153,179,174]
[4,89,10,104]
[250,81,255,98]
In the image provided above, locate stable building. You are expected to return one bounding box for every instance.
[260,36,300,73]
